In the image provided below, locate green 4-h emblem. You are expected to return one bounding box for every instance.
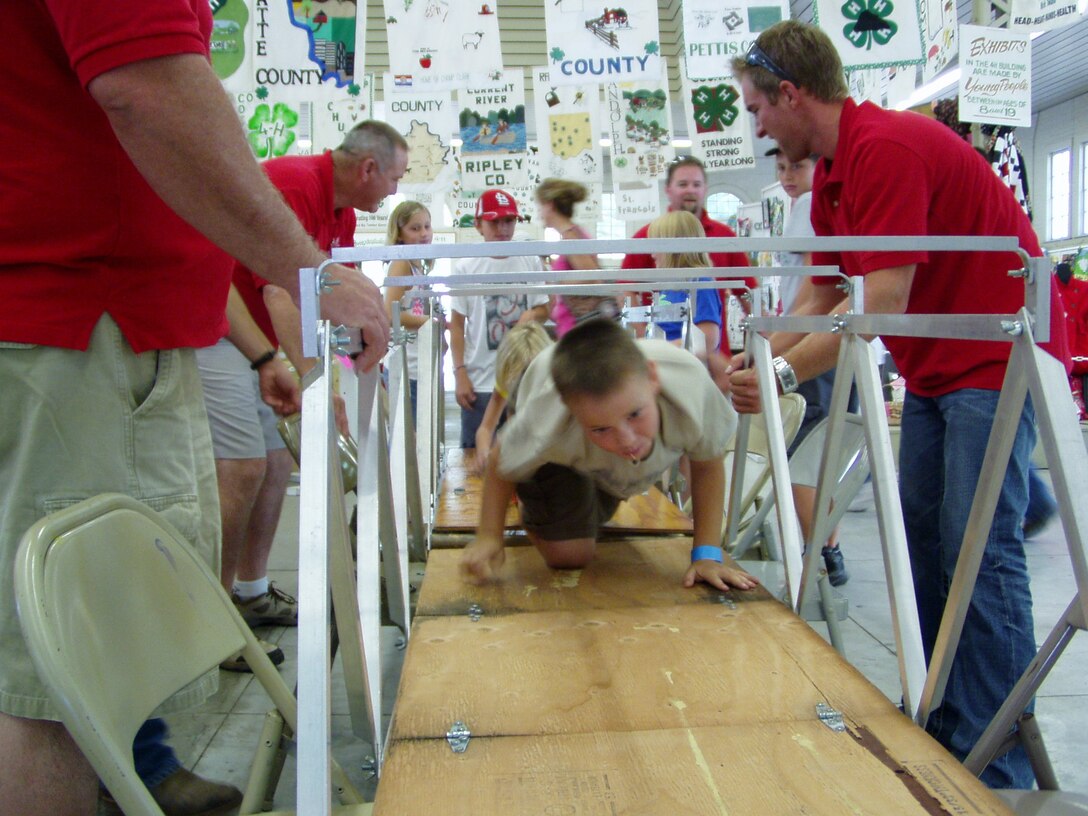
[247,103,299,158]
[691,84,739,133]
[842,0,897,50]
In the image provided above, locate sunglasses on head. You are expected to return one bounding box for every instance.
[745,42,798,86]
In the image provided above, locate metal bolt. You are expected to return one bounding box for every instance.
[1001,320,1024,336]
[1008,268,1027,278]
[318,271,341,294]
[360,756,377,779]
[831,315,848,333]
[468,603,483,622]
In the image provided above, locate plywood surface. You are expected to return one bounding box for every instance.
[390,601,896,740]
[375,721,1011,816]
[416,538,769,616]
[433,449,693,534]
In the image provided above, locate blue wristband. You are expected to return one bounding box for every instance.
[691,545,724,563]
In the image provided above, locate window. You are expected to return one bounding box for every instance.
[706,192,744,233]
[1049,148,1071,241]
[1081,143,1088,236]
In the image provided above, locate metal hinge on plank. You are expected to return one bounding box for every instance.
[446,721,471,753]
[816,702,846,732]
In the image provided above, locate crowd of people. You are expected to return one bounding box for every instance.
[0,7,1074,814]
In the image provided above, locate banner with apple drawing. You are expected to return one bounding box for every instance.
[384,0,503,92]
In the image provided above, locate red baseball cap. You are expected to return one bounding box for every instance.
[475,189,521,221]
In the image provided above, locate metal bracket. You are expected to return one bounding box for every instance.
[714,593,737,610]
[816,702,846,732]
[446,721,471,753]
[468,603,483,622]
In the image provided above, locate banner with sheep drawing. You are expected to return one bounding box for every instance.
[384,0,503,91]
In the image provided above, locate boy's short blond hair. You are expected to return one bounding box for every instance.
[496,322,553,400]
[647,210,711,270]
[551,319,648,401]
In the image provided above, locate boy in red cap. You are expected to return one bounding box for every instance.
[449,189,551,449]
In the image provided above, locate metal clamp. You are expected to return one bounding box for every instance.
[816,702,846,732]
[446,721,471,753]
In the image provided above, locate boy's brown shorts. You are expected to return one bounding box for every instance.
[516,463,621,541]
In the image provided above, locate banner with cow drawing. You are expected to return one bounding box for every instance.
[457,71,531,190]
[384,0,503,91]
[209,0,374,156]
[605,65,675,185]
[544,0,662,87]
[531,66,604,184]
[681,0,788,81]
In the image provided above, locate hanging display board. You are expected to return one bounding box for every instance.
[382,76,457,195]
[457,72,530,190]
[531,67,605,184]
[679,59,755,172]
[605,68,676,185]
[918,0,957,82]
[681,0,789,81]
[812,0,925,70]
[384,0,504,91]
[1010,0,1082,32]
[544,0,662,86]
[958,25,1031,128]
[211,0,373,155]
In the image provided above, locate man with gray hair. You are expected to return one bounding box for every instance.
[728,19,1069,788]
[199,120,408,671]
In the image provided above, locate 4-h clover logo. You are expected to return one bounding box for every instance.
[691,84,739,133]
[247,102,299,158]
[841,0,897,50]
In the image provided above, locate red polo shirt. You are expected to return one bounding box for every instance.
[234,152,357,346]
[811,99,1068,395]
[0,0,229,353]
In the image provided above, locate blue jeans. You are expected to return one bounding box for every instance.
[459,391,493,449]
[1024,465,1057,534]
[132,718,181,787]
[899,389,1036,788]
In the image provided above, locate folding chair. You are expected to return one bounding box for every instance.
[15,493,371,816]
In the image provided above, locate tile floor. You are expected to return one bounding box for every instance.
[148,418,1088,811]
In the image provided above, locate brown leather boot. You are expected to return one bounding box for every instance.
[100,767,243,815]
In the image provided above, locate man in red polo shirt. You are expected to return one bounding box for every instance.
[0,2,390,814]
[621,156,757,352]
[729,20,1069,789]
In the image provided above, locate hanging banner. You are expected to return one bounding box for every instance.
[544,0,662,87]
[679,60,755,172]
[605,68,676,185]
[457,71,530,190]
[211,0,373,155]
[918,0,957,82]
[531,67,604,184]
[382,75,457,195]
[886,64,917,107]
[847,67,883,104]
[1010,0,1081,32]
[384,0,503,91]
[812,0,925,70]
[958,25,1031,128]
[681,0,789,81]
[613,182,661,221]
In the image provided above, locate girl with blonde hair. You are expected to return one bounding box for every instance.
[383,201,436,418]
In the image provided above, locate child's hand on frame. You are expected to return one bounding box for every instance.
[459,536,506,584]
[683,561,760,592]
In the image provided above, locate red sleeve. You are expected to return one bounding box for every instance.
[620,223,653,271]
[46,0,210,87]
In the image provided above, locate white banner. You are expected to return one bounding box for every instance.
[531,67,604,184]
[545,0,662,86]
[958,25,1031,128]
[813,0,925,70]
[1010,0,1082,32]
[382,76,457,195]
[679,61,755,172]
[605,68,676,185]
[384,0,503,91]
[457,72,530,190]
[210,0,373,155]
[918,0,957,82]
[613,182,661,221]
[681,0,789,81]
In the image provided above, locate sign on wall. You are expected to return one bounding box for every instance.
[681,0,789,81]
[1010,0,1082,32]
[457,72,530,190]
[958,24,1031,128]
[532,67,604,184]
[382,76,457,195]
[679,59,755,172]
[813,0,925,70]
[384,0,503,91]
[545,0,662,86]
[605,68,676,185]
